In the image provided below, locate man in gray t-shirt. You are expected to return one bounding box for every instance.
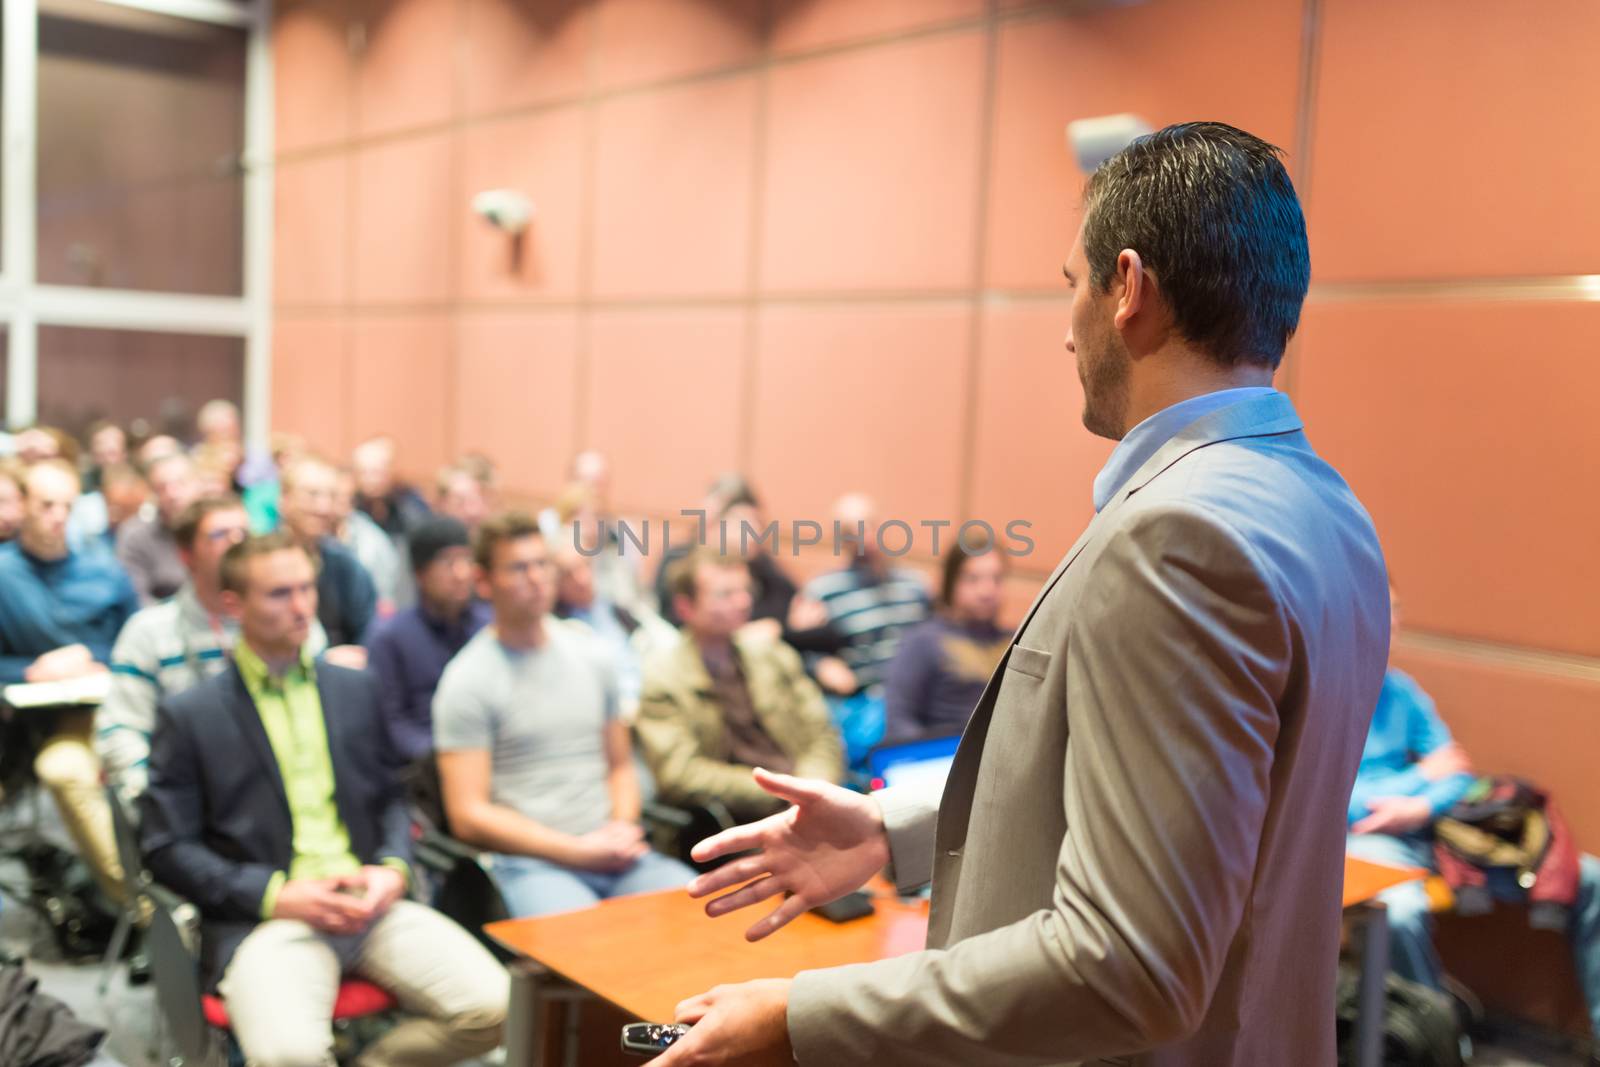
[432,512,691,917]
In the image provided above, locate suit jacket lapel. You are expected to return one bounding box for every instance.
[226,664,289,815]
[316,669,361,840]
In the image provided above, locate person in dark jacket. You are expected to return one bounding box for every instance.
[140,532,506,1066]
[882,535,1011,743]
[278,453,378,654]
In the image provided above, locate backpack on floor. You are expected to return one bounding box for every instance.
[1335,963,1463,1067]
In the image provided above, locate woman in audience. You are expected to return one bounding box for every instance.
[882,533,1012,743]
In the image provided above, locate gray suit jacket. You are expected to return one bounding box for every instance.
[788,391,1389,1066]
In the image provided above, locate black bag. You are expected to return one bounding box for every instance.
[16,841,119,960]
[1335,963,1463,1067]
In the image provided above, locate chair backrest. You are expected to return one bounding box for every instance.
[144,887,218,1067]
[104,784,147,902]
[402,752,448,834]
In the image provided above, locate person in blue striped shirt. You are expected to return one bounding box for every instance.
[97,495,327,807]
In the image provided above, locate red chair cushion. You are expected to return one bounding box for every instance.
[202,979,397,1029]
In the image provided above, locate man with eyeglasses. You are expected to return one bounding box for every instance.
[97,494,328,807]
[433,511,692,917]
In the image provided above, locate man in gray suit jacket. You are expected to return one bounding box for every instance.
[654,123,1390,1067]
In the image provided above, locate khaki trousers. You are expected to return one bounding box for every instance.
[217,900,509,1067]
[32,709,128,905]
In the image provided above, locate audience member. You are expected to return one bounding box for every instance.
[0,459,23,542]
[0,459,139,901]
[552,537,676,717]
[545,450,654,615]
[134,433,182,469]
[637,547,843,823]
[882,536,1010,742]
[1347,586,1600,1041]
[802,492,931,695]
[365,517,489,770]
[69,461,148,551]
[433,512,692,917]
[139,532,507,1065]
[99,495,328,806]
[335,467,406,610]
[278,454,378,654]
[12,425,73,465]
[352,436,431,541]
[116,450,199,604]
[82,420,129,493]
[435,462,490,535]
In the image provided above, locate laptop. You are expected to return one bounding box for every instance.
[867,733,961,794]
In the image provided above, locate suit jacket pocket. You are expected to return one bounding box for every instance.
[1006,643,1052,681]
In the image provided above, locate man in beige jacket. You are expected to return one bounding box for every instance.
[638,546,845,824]
[653,123,1390,1067]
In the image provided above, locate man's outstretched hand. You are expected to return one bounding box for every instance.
[686,768,890,942]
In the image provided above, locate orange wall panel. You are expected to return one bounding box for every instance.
[1294,300,1600,658]
[590,0,764,91]
[1391,646,1600,853]
[354,0,459,137]
[984,0,1304,291]
[352,132,455,304]
[455,311,581,500]
[760,31,987,293]
[1309,0,1600,281]
[458,108,587,302]
[584,309,747,517]
[767,0,982,55]
[748,304,971,529]
[461,0,591,115]
[348,315,454,478]
[969,300,1110,571]
[273,318,350,458]
[275,154,350,307]
[273,0,354,153]
[591,76,758,298]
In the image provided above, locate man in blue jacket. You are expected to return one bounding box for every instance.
[0,457,139,902]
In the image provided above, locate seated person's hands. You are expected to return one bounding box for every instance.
[1351,795,1433,837]
[322,644,368,670]
[812,656,856,696]
[355,864,407,919]
[271,876,377,935]
[738,617,782,644]
[1415,743,1471,782]
[786,596,828,633]
[569,820,648,873]
[24,644,104,682]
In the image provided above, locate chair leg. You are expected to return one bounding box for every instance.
[97,911,133,996]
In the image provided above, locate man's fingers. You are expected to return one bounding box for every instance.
[674,991,714,1022]
[689,855,774,899]
[752,767,829,805]
[690,819,778,865]
[1351,815,1379,835]
[745,892,811,943]
[704,874,786,919]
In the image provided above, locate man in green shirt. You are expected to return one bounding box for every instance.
[140,531,507,1066]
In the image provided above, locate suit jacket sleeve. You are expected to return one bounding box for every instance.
[787,502,1290,1066]
[139,697,282,921]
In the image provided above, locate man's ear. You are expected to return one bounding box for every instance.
[673,592,694,627]
[474,566,492,603]
[1112,248,1146,330]
[219,589,244,620]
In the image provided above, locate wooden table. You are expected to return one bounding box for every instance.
[487,858,1425,1066]
[487,883,927,1063]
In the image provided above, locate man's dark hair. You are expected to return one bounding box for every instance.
[221,530,304,595]
[473,511,542,572]
[173,493,244,550]
[939,527,1003,608]
[1081,121,1310,369]
[409,515,472,574]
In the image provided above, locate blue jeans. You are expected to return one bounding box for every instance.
[1347,832,1600,1034]
[491,850,695,918]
